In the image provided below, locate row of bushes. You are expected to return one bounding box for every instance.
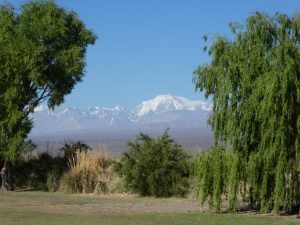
[5,131,298,214]
[10,141,117,194]
[8,131,193,197]
[9,131,289,213]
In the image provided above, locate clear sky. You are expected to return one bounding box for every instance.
[8,0,300,109]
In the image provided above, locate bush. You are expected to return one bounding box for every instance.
[8,140,97,191]
[60,150,118,194]
[60,141,91,162]
[118,130,191,197]
[47,171,60,192]
[13,152,65,190]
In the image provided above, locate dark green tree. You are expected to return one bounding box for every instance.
[60,141,91,162]
[193,12,300,213]
[119,130,191,197]
[0,1,96,190]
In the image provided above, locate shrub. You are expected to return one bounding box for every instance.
[60,141,91,162]
[118,130,191,197]
[60,150,118,194]
[8,140,93,191]
[13,152,65,190]
[47,171,60,192]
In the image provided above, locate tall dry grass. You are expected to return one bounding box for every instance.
[60,150,119,194]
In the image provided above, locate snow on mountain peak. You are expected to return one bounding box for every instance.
[30,95,212,135]
[105,105,125,112]
[88,105,125,112]
[113,105,125,112]
[33,95,210,119]
[130,94,212,120]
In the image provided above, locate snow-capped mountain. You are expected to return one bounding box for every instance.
[129,94,211,121]
[30,94,212,135]
[31,105,130,134]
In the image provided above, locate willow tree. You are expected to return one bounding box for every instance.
[193,12,300,213]
[0,1,96,191]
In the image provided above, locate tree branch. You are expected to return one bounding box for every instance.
[22,85,50,120]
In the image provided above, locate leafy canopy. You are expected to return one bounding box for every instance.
[193,12,300,213]
[0,1,96,162]
[118,130,191,197]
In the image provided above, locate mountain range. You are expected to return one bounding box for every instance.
[30,94,213,154]
[31,94,212,135]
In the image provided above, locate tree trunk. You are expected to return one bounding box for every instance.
[1,162,12,191]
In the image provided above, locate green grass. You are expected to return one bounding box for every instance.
[0,191,299,225]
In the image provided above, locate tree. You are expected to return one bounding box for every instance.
[118,130,191,197]
[0,1,96,191]
[60,141,91,162]
[192,146,231,212]
[193,12,300,213]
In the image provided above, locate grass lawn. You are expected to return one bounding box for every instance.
[0,191,299,225]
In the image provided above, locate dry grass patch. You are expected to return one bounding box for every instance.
[60,150,119,194]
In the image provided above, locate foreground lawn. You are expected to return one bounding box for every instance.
[0,192,299,225]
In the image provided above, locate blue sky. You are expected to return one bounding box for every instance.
[9,0,299,109]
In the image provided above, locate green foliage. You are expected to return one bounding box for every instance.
[46,171,60,192]
[193,12,300,213]
[0,0,96,164]
[12,141,92,191]
[13,152,66,190]
[193,146,231,212]
[60,141,91,162]
[19,140,37,155]
[119,130,191,197]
